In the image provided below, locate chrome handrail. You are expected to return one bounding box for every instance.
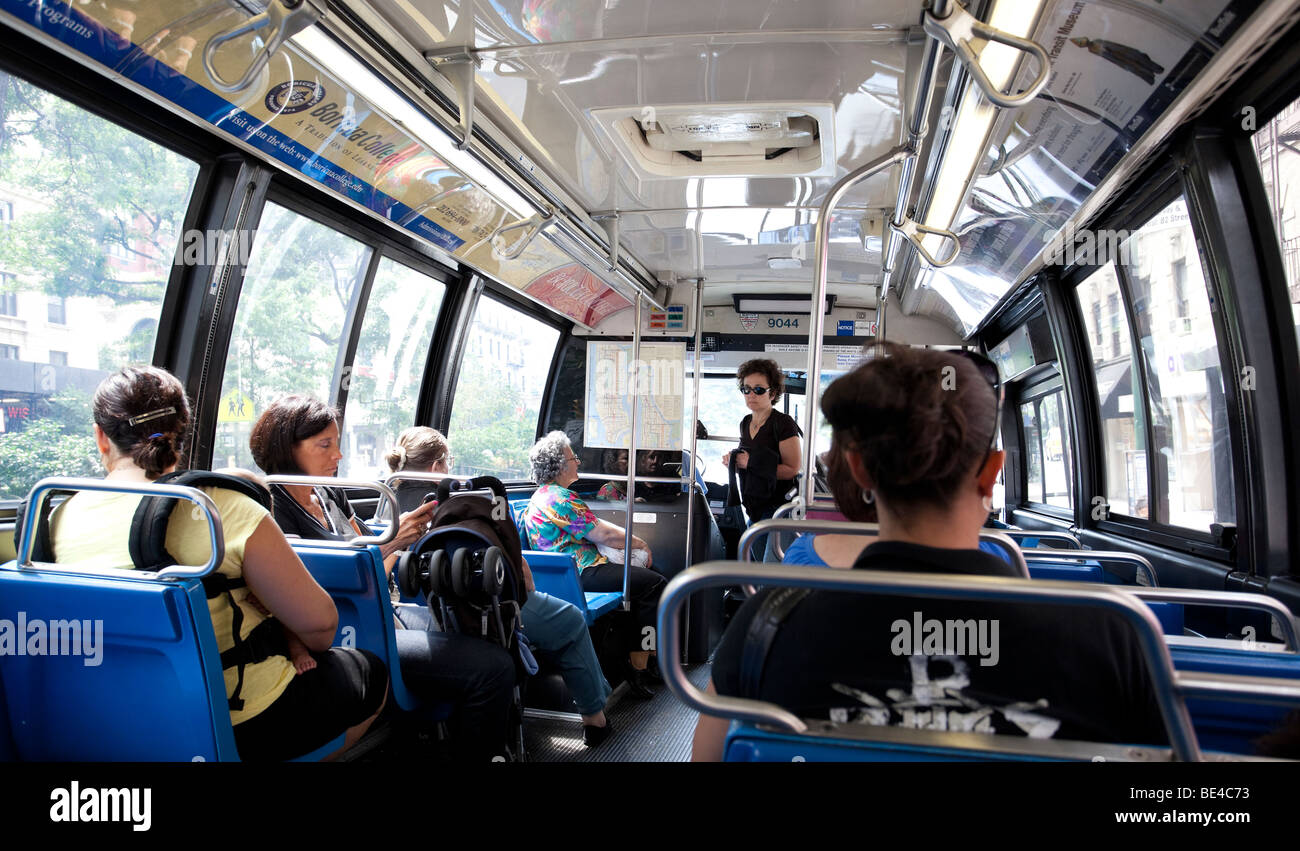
[202,0,322,93]
[1126,588,1300,651]
[1021,548,1158,587]
[738,518,1030,579]
[656,562,1202,761]
[923,0,1051,109]
[263,476,398,547]
[1000,529,1080,548]
[17,477,225,580]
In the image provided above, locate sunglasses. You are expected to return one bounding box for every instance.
[738,384,770,396]
[951,349,1004,464]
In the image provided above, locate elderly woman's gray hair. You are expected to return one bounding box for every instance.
[530,430,572,484]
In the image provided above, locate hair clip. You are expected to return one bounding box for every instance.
[148,433,164,440]
[127,406,176,426]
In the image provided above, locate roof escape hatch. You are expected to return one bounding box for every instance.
[592,103,836,179]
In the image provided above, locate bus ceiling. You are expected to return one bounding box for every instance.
[3,0,1293,338]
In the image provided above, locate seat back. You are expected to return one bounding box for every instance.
[0,561,236,761]
[292,543,423,712]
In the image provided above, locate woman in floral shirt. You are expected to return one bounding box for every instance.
[523,431,664,697]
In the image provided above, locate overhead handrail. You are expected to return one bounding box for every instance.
[1000,529,1080,548]
[889,217,961,267]
[1021,548,1158,587]
[16,477,224,580]
[923,0,1051,109]
[656,561,1202,761]
[489,211,555,260]
[1126,588,1300,651]
[202,0,323,94]
[263,475,398,548]
[1174,671,1300,706]
[396,181,475,227]
[738,518,1030,579]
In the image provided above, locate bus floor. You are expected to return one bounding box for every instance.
[354,662,711,763]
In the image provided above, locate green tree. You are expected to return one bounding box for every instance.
[447,358,535,479]
[0,389,101,499]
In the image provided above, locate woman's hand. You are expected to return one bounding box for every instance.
[735,450,748,470]
[380,499,439,559]
[520,557,536,594]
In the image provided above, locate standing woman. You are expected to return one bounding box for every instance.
[722,359,803,553]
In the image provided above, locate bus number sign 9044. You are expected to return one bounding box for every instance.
[768,317,799,328]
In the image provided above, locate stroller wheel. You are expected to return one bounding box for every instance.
[482,546,505,595]
[427,549,450,597]
[397,550,420,598]
[451,547,472,598]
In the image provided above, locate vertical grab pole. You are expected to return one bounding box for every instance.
[682,278,704,661]
[622,292,643,611]
[801,147,912,505]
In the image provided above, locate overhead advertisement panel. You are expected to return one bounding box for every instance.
[0,0,631,327]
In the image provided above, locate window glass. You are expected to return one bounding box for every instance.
[215,203,371,470]
[0,71,200,499]
[1021,401,1043,502]
[1119,198,1235,530]
[1040,391,1073,509]
[1251,100,1300,350]
[447,296,560,480]
[1076,264,1147,518]
[339,258,446,478]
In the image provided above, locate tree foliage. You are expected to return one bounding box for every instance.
[0,389,101,500]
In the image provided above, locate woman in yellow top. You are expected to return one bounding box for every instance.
[49,366,387,761]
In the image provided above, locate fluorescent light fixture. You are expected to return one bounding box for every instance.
[289,28,538,219]
[922,0,1047,240]
[734,294,836,314]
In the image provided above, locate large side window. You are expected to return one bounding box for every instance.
[215,203,371,471]
[339,257,446,478]
[1118,198,1235,531]
[447,295,560,480]
[1074,196,1236,533]
[0,72,200,499]
[1251,99,1300,351]
[1039,391,1073,509]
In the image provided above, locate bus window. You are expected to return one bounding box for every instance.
[1119,198,1235,531]
[0,72,200,499]
[692,373,744,486]
[1040,391,1073,509]
[339,257,446,478]
[1251,98,1300,351]
[1076,264,1148,519]
[215,203,372,470]
[1022,400,1044,503]
[447,295,559,480]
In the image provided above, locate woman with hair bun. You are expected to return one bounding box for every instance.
[49,367,387,761]
[693,344,1166,759]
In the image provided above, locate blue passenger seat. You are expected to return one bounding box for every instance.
[508,499,621,624]
[0,560,341,761]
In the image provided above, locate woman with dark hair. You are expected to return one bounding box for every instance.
[250,397,516,761]
[721,358,803,559]
[693,344,1165,759]
[50,368,387,761]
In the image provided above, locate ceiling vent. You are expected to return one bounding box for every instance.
[591,103,835,179]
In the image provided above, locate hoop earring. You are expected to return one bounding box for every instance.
[981,494,994,512]
[862,489,875,505]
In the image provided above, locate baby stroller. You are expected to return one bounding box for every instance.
[396,476,532,761]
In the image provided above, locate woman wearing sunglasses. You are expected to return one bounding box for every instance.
[721,359,804,546]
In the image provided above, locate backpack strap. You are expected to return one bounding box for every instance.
[739,588,811,699]
[13,493,56,564]
[127,470,278,712]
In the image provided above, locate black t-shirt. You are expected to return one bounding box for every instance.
[270,484,357,542]
[736,409,801,519]
[712,540,1168,746]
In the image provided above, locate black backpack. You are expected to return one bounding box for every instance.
[17,471,284,712]
[397,476,528,651]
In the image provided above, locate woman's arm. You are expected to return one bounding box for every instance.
[587,517,648,552]
[691,679,728,762]
[240,516,338,651]
[775,434,802,480]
